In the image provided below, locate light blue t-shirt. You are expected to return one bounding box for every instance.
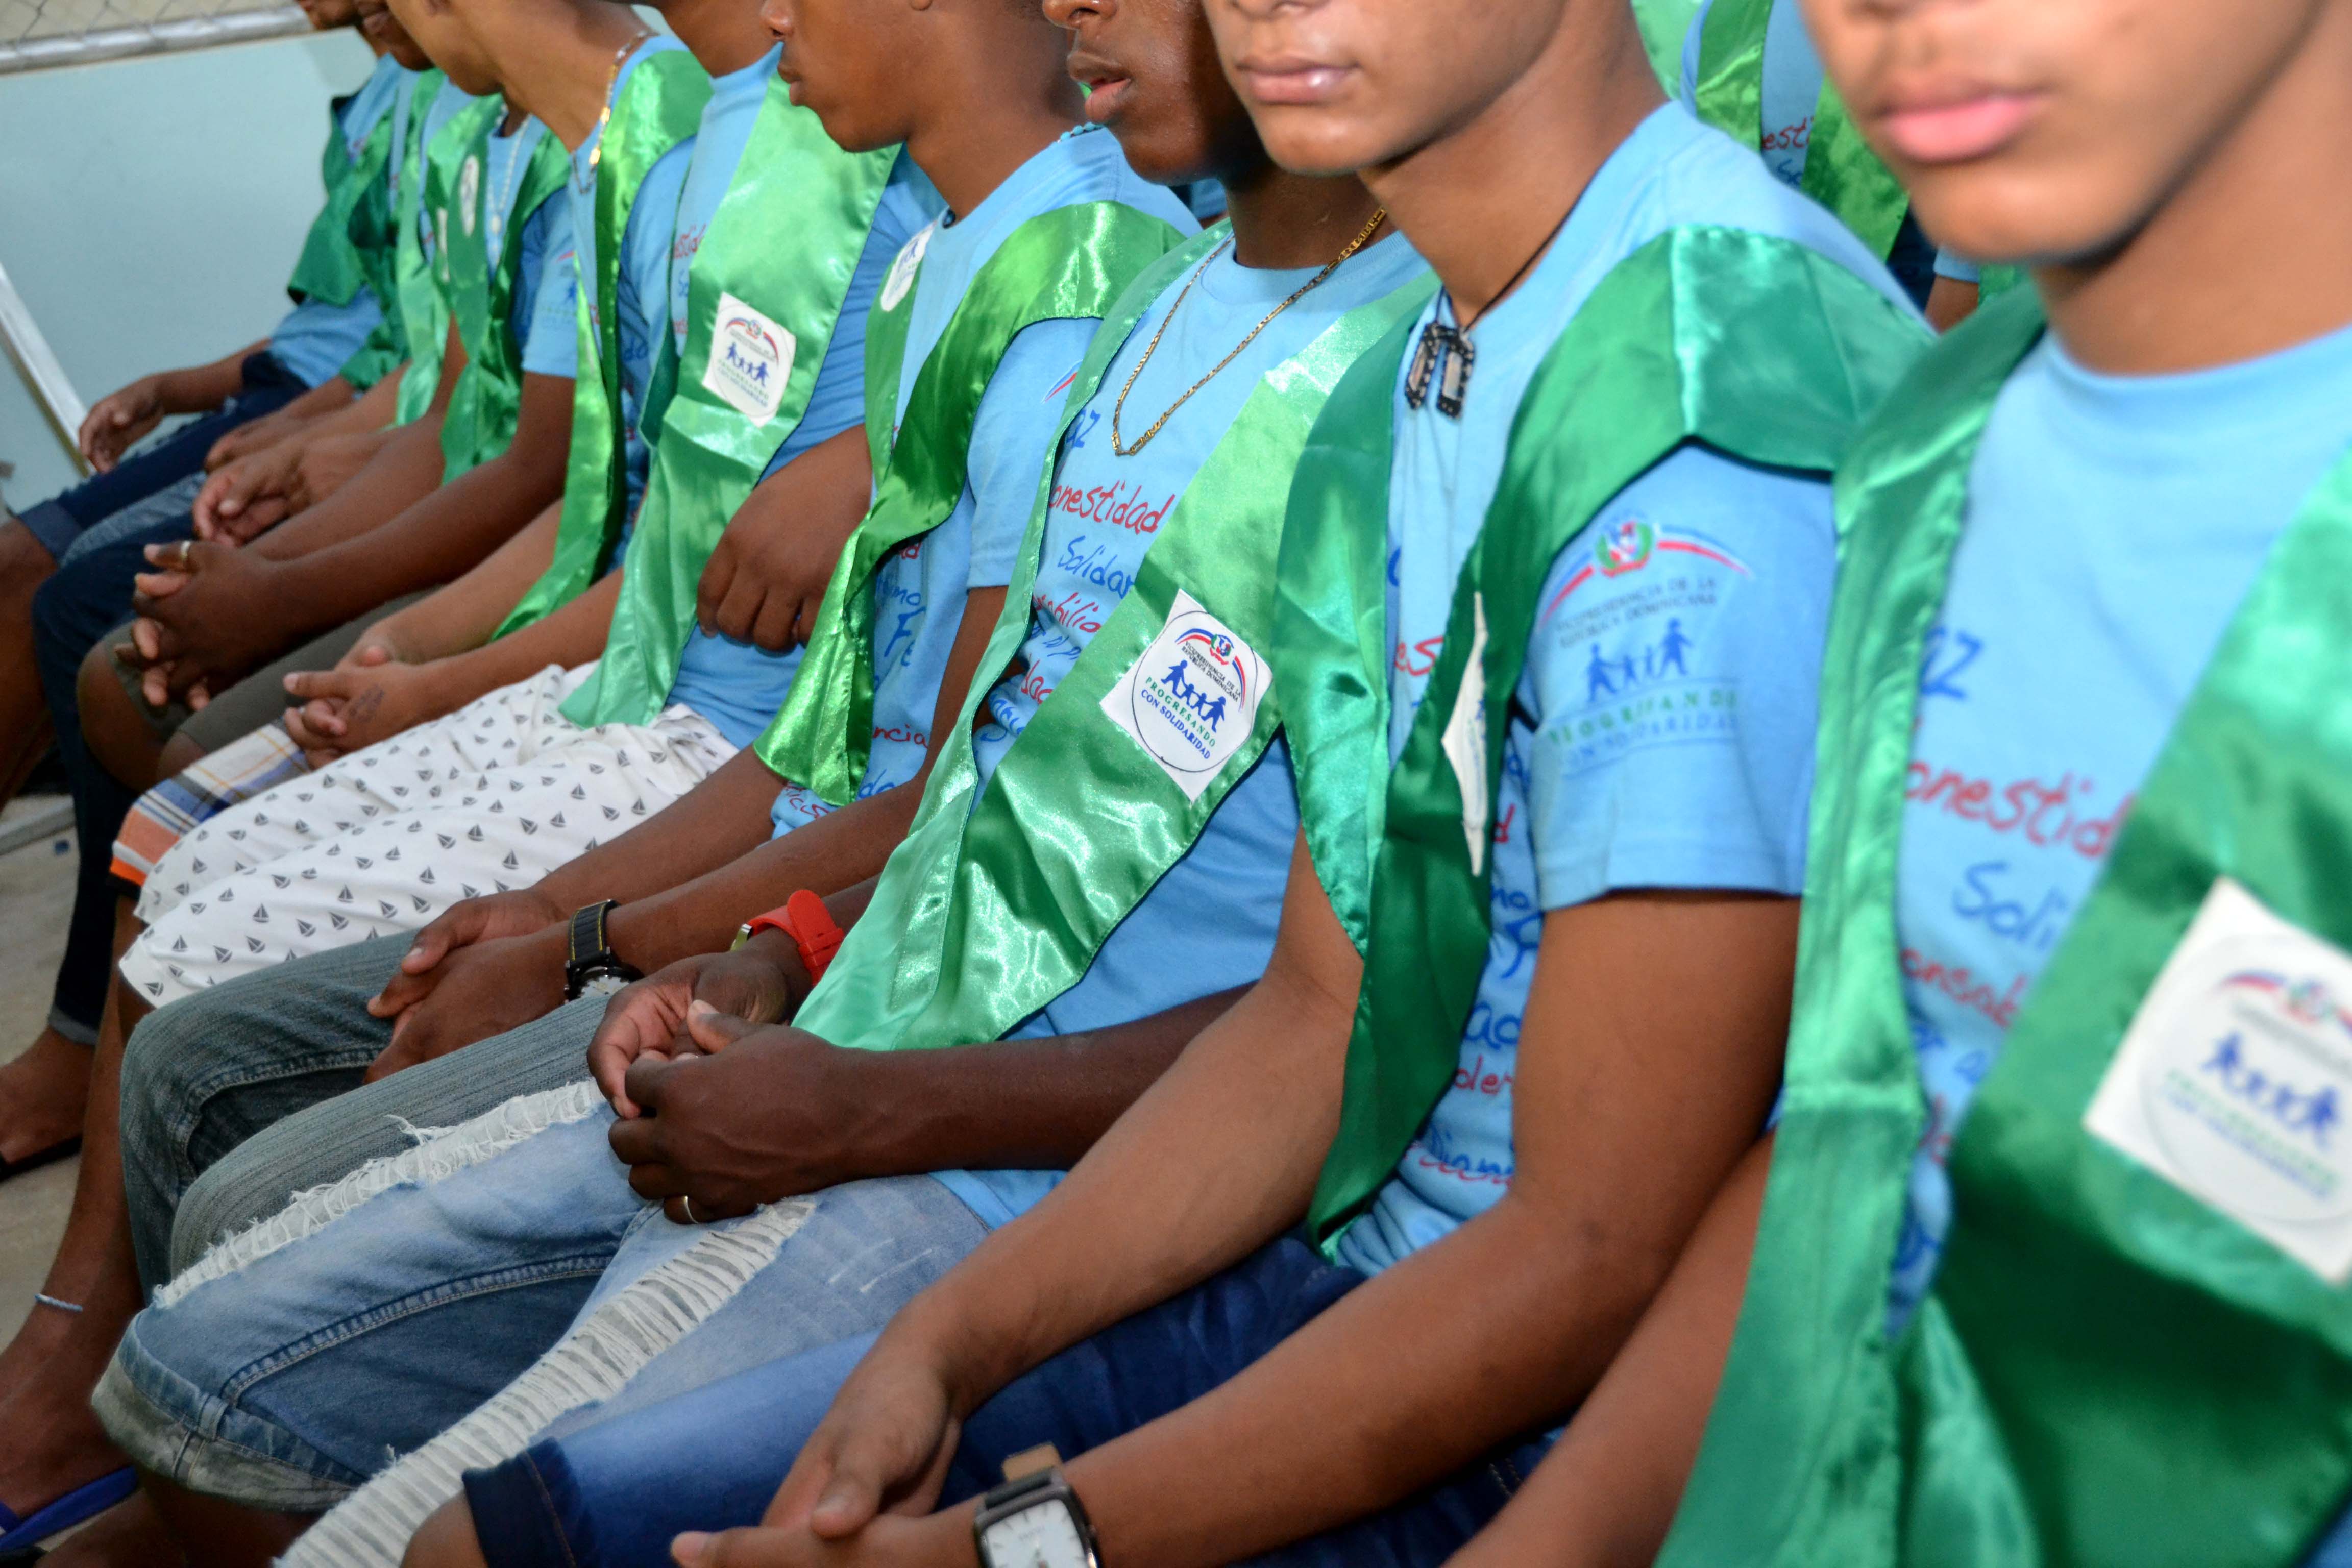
[267,54,408,386]
[926,229,1432,1229]
[1677,0,1823,188]
[569,38,697,528]
[1884,318,2352,1334]
[663,95,947,746]
[1333,104,1913,1277]
[477,117,583,381]
[765,126,1195,831]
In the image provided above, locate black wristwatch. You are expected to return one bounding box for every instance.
[563,900,643,1000]
[972,1466,1099,1568]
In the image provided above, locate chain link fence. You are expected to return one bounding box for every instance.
[1,0,307,74]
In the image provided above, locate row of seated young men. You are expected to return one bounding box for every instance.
[0,0,2345,1563]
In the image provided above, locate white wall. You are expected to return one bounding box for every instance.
[0,27,375,510]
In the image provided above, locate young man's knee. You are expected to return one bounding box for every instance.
[79,634,167,785]
[0,517,58,600]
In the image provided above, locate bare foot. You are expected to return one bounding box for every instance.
[0,1030,93,1167]
[0,1301,134,1533]
[38,1490,183,1568]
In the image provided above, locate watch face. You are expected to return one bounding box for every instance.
[581,971,632,997]
[980,1500,1091,1568]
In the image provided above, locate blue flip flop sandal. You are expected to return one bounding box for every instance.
[0,1469,136,1553]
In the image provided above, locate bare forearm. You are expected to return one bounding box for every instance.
[822,989,1241,1179]
[1446,1135,1774,1568]
[157,340,269,411]
[262,376,360,428]
[260,436,566,637]
[251,420,446,562]
[313,370,406,436]
[1065,1195,1642,1568]
[599,769,922,968]
[378,501,575,662]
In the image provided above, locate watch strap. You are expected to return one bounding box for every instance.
[972,1465,1099,1568]
[742,889,846,985]
[564,899,643,1000]
[569,899,621,967]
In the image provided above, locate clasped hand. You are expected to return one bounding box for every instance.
[669,1329,978,1568]
[128,538,287,701]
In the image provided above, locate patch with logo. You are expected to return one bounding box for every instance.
[457,156,480,237]
[1100,591,1270,802]
[701,292,797,423]
[2084,877,2352,1281]
[879,224,935,314]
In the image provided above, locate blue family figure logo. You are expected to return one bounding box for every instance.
[721,317,778,387]
[1162,658,1229,730]
[2202,1031,2343,1150]
[1585,643,1616,702]
[1656,617,1692,677]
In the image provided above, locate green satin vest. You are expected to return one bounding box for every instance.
[524,88,894,693]
[1691,0,1909,259]
[336,68,428,393]
[750,199,1188,804]
[1660,290,2352,1568]
[794,229,1434,1056]
[1275,225,1928,1248]
[490,48,710,640]
[286,85,392,307]
[436,111,571,483]
[389,73,460,426]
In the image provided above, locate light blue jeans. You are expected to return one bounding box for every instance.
[93,1096,989,1525]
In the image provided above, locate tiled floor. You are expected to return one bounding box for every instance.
[0,804,80,1349]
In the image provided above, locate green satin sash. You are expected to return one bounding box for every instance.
[390,73,462,427]
[335,69,426,392]
[327,109,407,390]
[1660,291,2352,1568]
[795,233,1435,1056]
[286,89,389,307]
[489,49,710,640]
[437,112,571,483]
[751,199,1188,804]
[1691,0,1909,258]
[535,89,896,703]
[1278,226,1927,1247]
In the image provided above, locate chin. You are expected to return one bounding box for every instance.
[1245,108,1396,180]
[1909,166,2152,273]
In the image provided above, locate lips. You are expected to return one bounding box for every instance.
[1874,85,2041,164]
[1067,50,1131,124]
[1227,53,1350,107]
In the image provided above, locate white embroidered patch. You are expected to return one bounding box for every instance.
[455,156,479,237]
[1100,590,1270,803]
[701,291,797,423]
[2084,877,2352,1282]
[878,223,934,313]
[1440,594,1490,874]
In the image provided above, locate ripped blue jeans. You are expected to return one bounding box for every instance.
[94,1096,987,1539]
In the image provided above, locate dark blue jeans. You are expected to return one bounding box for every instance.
[15,351,304,562]
[31,509,198,1039]
[464,1236,1555,1568]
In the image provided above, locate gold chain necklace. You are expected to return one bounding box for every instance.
[1109,206,1386,458]
[576,30,651,193]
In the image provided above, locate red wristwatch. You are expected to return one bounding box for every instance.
[734,888,846,985]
